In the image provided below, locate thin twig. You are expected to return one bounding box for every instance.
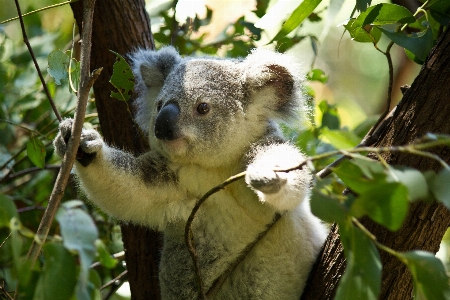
[0,283,14,300]
[13,0,62,122]
[2,165,60,181]
[1,1,75,24]
[100,270,128,290]
[26,0,100,265]
[90,251,125,269]
[0,232,12,249]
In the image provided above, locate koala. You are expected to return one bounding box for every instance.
[54,47,327,299]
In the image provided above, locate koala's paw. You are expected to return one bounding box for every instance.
[53,118,103,167]
[245,164,287,194]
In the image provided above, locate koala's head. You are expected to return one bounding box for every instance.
[130,47,305,168]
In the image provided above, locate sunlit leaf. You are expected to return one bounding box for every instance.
[34,243,77,300]
[27,136,46,169]
[307,69,329,83]
[351,182,409,231]
[270,0,322,42]
[388,166,429,201]
[343,19,382,44]
[110,50,134,102]
[336,222,381,300]
[380,22,433,62]
[431,168,450,209]
[354,3,416,27]
[333,157,386,195]
[47,49,70,85]
[399,251,450,300]
[322,128,360,149]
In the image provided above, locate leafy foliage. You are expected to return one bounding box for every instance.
[0,0,449,299]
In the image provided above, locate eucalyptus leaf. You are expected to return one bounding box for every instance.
[270,0,322,42]
[110,50,134,102]
[322,128,360,149]
[431,168,450,209]
[0,194,19,228]
[388,166,429,201]
[47,49,70,85]
[356,0,372,12]
[350,182,409,231]
[56,201,98,300]
[353,3,415,27]
[33,243,77,300]
[335,223,381,300]
[95,240,118,269]
[343,19,382,44]
[27,136,46,169]
[399,251,450,300]
[310,188,348,224]
[380,23,433,62]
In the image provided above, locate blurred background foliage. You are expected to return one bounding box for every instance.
[0,0,449,299]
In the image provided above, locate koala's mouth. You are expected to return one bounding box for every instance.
[160,138,188,155]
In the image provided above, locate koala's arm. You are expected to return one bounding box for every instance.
[245,141,311,211]
[54,119,189,229]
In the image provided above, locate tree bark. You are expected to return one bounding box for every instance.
[70,1,162,299]
[302,28,450,299]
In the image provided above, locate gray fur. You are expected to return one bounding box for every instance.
[54,47,327,299]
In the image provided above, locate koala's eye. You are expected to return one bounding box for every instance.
[197,103,210,115]
[156,101,163,112]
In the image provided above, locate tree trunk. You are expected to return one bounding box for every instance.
[70,1,162,299]
[302,27,450,299]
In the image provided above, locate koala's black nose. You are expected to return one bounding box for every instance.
[155,103,181,141]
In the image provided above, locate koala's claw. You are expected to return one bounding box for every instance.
[53,118,103,166]
[245,164,287,194]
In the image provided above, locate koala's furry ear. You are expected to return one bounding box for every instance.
[241,49,305,122]
[129,46,181,135]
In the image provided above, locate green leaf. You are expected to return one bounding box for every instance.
[310,188,348,224]
[356,0,372,12]
[343,19,382,44]
[431,168,450,209]
[336,223,381,300]
[109,50,134,102]
[27,136,46,169]
[33,243,77,300]
[351,182,409,231]
[399,251,450,300]
[333,157,386,195]
[0,194,19,227]
[47,49,70,85]
[307,69,329,83]
[380,22,434,62]
[388,166,429,201]
[95,240,118,269]
[322,128,360,149]
[270,0,322,42]
[353,3,416,27]
[56,200,98,300]
[319,100,340,130]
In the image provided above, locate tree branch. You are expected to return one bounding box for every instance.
[26,0,100,265]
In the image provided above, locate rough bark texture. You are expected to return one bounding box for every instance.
[70,1,162,299]
[302,28,450,299]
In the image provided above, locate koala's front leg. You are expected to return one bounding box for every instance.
[54,119,189,229]
[245,143,311,211]
[54,119,103,167]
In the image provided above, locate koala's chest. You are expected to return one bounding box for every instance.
[174,164,239,197]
